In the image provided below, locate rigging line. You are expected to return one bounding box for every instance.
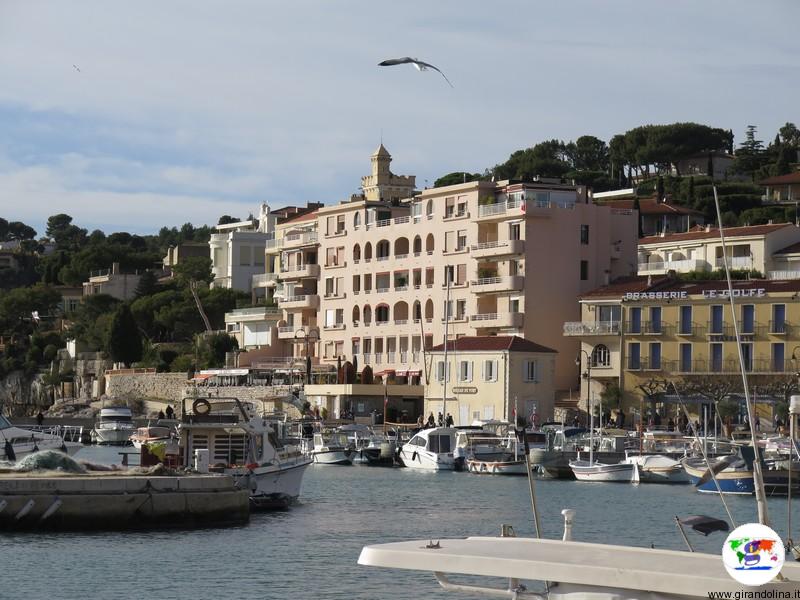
[712,185,770,527]
[669,380,736,528]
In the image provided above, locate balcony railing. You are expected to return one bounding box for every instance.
[667,359,796,374]
[399,351,408,362]
[563,321,621,336]
[769,320,790,335]
[705,321,763,336]
[283,231,319,246]
[387,352,396,363]
[715,256,753,270]
[626,356,662,371]
[251,273,278,286]
[624,321,666,335]
[768,270,800,280]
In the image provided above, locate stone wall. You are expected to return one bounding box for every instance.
[105,372,188,401]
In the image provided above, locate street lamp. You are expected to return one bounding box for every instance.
[576,348,592,426]
[294,327,320,384]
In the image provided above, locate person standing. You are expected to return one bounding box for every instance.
[36,411,44,426]
[445,413,454,427]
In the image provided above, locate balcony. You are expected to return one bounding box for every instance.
[477,200,518,220]
[278,264,320,280]
[714,256,753,270]
[705,321,763,337]
[278,325,313,340]
[252,273,278,288]
[624,321,666,335]
[769,320,791,335]
[470,312,524,329]
[669,359,795,375]
[637,259,708,275]
[283,231,319,248]
[225,306,282,322]
[265,238,283,251]
[769,270,800,280]
[625,357,663,372]
[470,239,525,259]
[278,294,320,310]
[563,321,621,336]
[470,275,524,294]
[323,323,346,331]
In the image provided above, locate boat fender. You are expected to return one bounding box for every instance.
[192,398,212,415]
[246,463,259,471]
[4,439,15,462]
[411,451,418,462]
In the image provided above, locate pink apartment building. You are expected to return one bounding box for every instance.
[265,146,639,398]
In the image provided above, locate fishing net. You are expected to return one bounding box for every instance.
[12,450,87,474]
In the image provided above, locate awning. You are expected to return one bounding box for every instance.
[395,369,421,377]
[192,374,212,381]
[376,369,396,376]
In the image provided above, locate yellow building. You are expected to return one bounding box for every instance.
[426,336,557,425]
[564,276,800,423]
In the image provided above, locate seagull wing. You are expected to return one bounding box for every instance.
[409,60,454,88]
[378,57,416,67]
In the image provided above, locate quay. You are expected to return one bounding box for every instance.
[0,471,249,531]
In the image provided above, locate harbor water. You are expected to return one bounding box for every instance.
[4,445,799,600]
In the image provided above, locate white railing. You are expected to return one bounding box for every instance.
[376,256,390,262]
[362,353,371,364]
[400,352,408,362]
[473,276,502,286]
[376,287,390,293]
[471,313,499,321]
[411,351,420,362]
[563,321,621,335]
[284,231,318,245]
[715,256,753,269]
[265,238,283,249]
[375,320,389,326]
[394,319,408,325]
[394,285,408,292]
[769,270,800,280]
[394,216,410,225]
[281,295,307,303]
[376,219,392,227]
[387,352,396,362]
[478,203,508,217]
[471,241,507,251]
[395,254,408,260]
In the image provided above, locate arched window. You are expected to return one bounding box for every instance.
[426,199,433,219]
[352,305,360,324]
[354,212,362,229]
[413,300,421,321]
[394,237,409,257]
[413,235,422,255]
[393,301,409,323]
[364,242,373,261]
[363,305,372,325]
[424,299,434,321]
[376,304,390,323]
[591,344,610,368]
[425,233,434,254]
[353,244,361,262]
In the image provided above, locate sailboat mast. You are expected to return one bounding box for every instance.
[712,186,770,526]
[443,269,451,424]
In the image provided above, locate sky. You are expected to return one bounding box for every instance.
[0,1,798,237]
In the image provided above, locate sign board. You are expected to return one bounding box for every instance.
[624,288,766,301]
[451,386,478,394]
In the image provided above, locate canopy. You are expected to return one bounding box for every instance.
[678,515,729,536]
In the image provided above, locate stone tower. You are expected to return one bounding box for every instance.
[360,144,416,202]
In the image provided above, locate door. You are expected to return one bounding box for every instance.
[459,405,469,427]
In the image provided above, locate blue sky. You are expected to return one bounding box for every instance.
[0,1,797,236]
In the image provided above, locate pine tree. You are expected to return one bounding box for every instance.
[107,304,143,367]
[134,270,157,298]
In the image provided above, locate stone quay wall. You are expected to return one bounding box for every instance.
[105,373,188,402]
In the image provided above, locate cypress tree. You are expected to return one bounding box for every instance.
[107,304,143,367]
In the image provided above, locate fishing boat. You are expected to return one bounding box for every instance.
[310,431,354,465]
[624,454,688,484]
[0,414,82,461]
[681,455,754,494]
[178,396,311,509]
[90,406,135,445]
[397,427,457,471]
[569,458,634,482]
[129,422,177,450]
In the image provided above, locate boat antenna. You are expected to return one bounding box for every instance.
[712,185,770,527]
[669,380,736,527]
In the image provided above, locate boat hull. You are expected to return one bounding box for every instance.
[398,448,455,471]
[681,459,754,494]
[91,427,134,445]
[570,460,634,482]
[247,459,312,509]
[467,459,530,475]
[625,455,688,484]
[312,450,353,465]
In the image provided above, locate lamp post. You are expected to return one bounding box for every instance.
[576,348,592,426]
[294,327,320,385]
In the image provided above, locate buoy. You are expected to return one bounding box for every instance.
[15,499,35,520]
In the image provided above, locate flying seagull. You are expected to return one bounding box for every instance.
[72,64,81,72]
[378,57,453,88]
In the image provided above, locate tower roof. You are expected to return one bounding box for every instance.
[372,143,391,158]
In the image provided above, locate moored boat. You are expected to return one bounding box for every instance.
[310,431,354,465]
[569,458,634,482]
[0,414,81,461]
[398,427,457,471]
[91,407,135,445]
[624,454,688,484]
[681,455,754,495]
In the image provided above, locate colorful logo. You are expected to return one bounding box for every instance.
[722,523,785,586]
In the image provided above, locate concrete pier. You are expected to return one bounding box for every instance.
[0,472,250,530]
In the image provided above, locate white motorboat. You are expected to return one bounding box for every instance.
[569,458,635,482]
[91,407,135,445]
[311,431,354,465]
[129,422,177,450]
[179,396,312,509]
[398,427,457,471]
[467,457,530,475]
[625,453,688,484]
[0,414,82,461]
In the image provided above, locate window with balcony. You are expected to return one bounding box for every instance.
[772,343,785,372]
[710,342,723,372]
[772,304,787,334]
[445,231,454,252]
[679,305,692,335]
[523,360,538,382]
[444,265,455,285]
[741,304,755,334]
[411,202,422,221]
[254,250,265,266]
[628,307,642,334]
[413,269,422,289]
[648,343,661,370]
[710,305,723,335]
[741,342,753,371]
[364,274,372,293]
[628,343,640,369]
[650,306,662,334]
[336,214,345,234]
[680,343,692,372]
[456,197,467,217]
[376,305,389,323]
[580,224,589,245]
[456,264,466,285]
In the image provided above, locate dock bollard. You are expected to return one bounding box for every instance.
[561,509,575,541]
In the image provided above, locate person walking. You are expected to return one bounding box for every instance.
[427,412,435,428]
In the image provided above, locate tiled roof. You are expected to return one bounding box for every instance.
[760,172,800,186]
[280,210,319,224]
[776,241,800,255]
[581,276,800,299]
[639,223,794,244]
[429,335,557,354]
[605,198,702,216]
